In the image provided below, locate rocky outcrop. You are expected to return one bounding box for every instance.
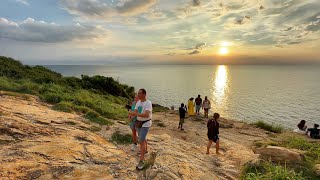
[253,146,304,162]
[0,92,137,179]
[0,91,272,179]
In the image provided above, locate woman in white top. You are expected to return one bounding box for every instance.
[202,96,211,118]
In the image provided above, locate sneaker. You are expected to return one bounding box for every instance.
[136,160,145,170]
[131,144,137,151]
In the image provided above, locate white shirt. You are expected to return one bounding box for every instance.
[135,99,152,127]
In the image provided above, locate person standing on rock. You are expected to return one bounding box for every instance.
[178,103,187,130]
[206,113,220,155]
[195,95,202,115]
[129,88,152,170]
[128,94,139,151]
[187,97,195,116]
[202,96,211,118]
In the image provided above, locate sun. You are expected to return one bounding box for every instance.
[218,47,229,55]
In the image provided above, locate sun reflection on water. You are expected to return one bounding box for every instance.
[214,65,229,106]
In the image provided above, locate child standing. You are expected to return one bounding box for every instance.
[178,103,187,130]
[206,113,220,155]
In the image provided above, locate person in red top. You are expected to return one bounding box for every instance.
[206,113,220,155]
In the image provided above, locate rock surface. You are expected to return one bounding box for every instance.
[0,91,270,179]
[253,146,304,162]
[315,164,320,176]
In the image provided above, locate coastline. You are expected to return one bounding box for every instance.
[1,91,318,179]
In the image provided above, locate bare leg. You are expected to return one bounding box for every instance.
[132,129,137,144]
[207,140,213,154]
[145,140,148,152]
[140,141,146,161]
[216,140,220,154]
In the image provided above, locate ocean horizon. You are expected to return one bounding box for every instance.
[46,64,320,129]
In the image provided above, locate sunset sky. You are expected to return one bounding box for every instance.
[0,0,319,64]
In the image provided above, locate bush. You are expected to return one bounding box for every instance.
[0,56,131,121]
[111,131,132,144]
[253,121,283,133]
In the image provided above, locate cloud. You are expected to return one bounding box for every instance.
[16,0,29,6]
[192,0,201,7]
[60,0,157,20]
[165,52,176,56]
[188,50,200,55]
[194,42,205,49]
[0,17,109,43]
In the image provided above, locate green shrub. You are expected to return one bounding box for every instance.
[52,101,73,113]
[111,131,132,144]
[0,56,131,121]
[253,121,283,133]
[73,105,91,114]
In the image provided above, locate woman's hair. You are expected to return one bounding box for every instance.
[297,120,306,129]
[213,113,220,120]
[205,96,208,100]
[189,97,194,100]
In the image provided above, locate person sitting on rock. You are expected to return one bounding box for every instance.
[206,113,220,155]
[297,120,307,131]
[307,124,320,139]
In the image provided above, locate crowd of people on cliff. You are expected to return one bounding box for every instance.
[126,90,220,170]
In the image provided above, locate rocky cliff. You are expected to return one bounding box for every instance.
[0,91,271,179]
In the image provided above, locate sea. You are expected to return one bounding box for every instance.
[46,64,320,129]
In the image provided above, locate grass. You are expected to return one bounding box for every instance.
[0,76,128,121]
[241,161,305,180]
[84,111,114,126]
[90,125,102,132]
[111,131,132,144]
[253,120,284,133]
[247,135,320,179]
[153,104,169,112]
[52,101,73,113]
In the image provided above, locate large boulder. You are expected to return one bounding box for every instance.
[253,146,304,162]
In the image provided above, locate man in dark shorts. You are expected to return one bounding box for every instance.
[206,113,220,155]
[178,103,186,130]
[195,95,202,115]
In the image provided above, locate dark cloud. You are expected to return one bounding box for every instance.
[259,5,264,10]
[192,0,201,6]
[194,43,205,49]
[189,50,200,55]
[165,52,176,56]
[0,18,108,43]
[287,41,301,45]
[60,0,157,19]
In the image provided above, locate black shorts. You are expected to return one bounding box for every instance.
[208,134,219,143]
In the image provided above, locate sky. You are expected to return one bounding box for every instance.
[0,0,319,65]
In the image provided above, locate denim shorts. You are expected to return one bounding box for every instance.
[196,105,201,111]
[136,127,150,142]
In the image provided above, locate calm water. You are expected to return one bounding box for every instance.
[46,65,320,128]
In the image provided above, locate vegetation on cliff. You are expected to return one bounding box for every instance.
[0,56,135,122]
